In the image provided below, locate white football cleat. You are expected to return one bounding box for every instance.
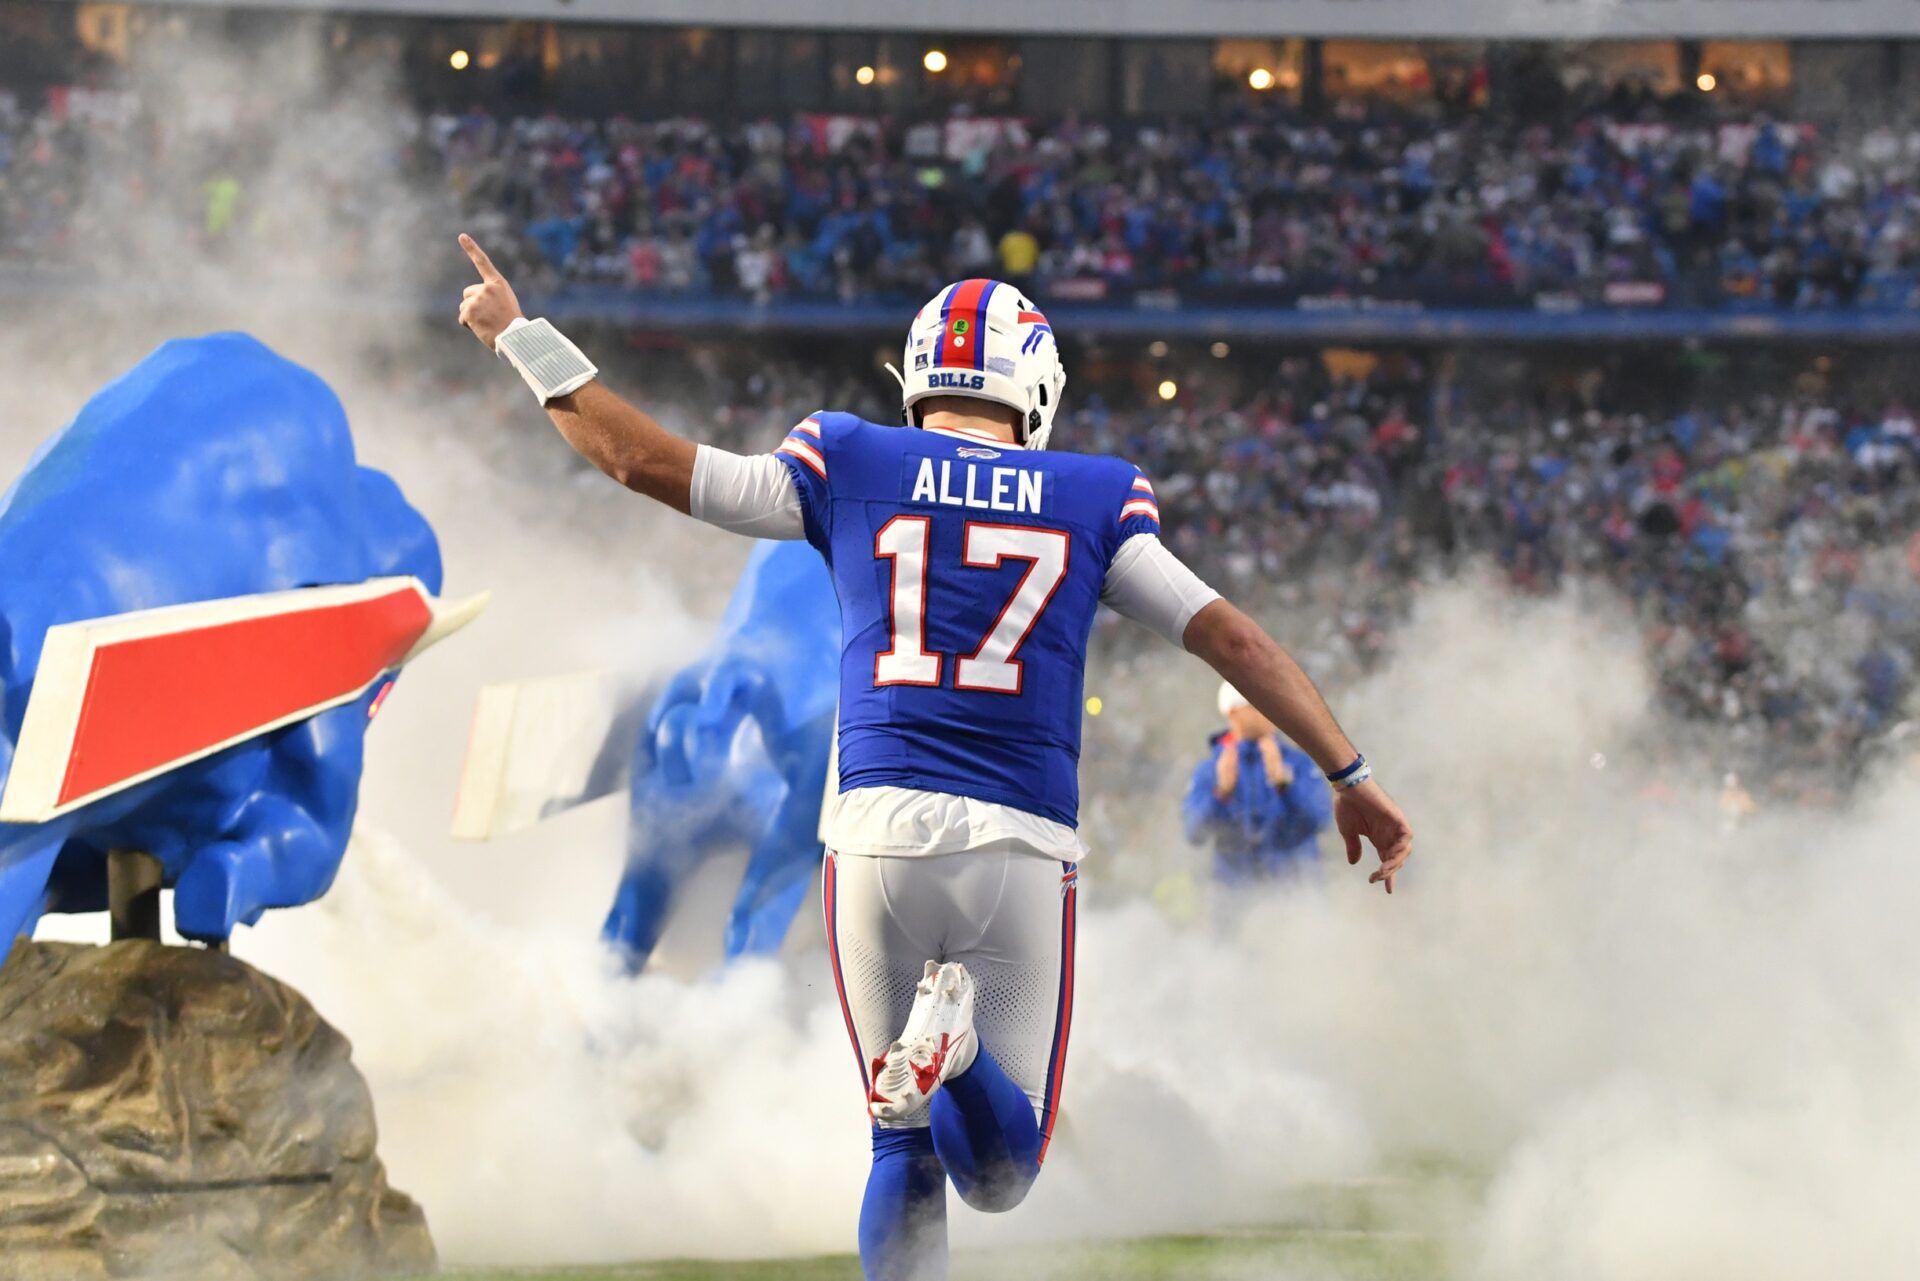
[867,960,978,1124]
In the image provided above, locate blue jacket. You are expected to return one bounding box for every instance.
[1183,734,1332,881]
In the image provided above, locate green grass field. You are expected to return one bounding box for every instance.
[434,1225,1443,1280]
[428,1174,1463,1280]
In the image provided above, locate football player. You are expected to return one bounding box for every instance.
[456,236,1413,1281]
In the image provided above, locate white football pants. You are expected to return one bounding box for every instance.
[823,849,1077,1151]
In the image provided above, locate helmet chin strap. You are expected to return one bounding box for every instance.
[885,362,918,426]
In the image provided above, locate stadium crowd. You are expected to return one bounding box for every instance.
[418,105,1920,309]
[9,83,1920,310]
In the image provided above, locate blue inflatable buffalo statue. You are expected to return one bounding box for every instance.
[0,333,477,958]
[602,539,840,972]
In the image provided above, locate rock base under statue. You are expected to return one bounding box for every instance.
[0,939,434,1281]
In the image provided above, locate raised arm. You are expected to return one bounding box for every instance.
[1182,598,1413,893]
[456,233,696,512]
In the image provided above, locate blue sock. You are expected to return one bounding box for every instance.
[929,1044,1043,1213]
[859,1126,947,1281]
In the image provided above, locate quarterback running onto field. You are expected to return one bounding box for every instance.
[455,235,1414,1281]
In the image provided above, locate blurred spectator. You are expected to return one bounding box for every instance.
[1182,681,1332,883]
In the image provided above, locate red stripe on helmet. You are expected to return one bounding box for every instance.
[936,278,993,370]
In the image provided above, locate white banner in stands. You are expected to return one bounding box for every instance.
[111,0,1920,38]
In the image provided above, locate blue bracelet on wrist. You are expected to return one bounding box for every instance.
[1326,754,1370,788]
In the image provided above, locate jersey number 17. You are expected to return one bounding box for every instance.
[872,516,1068,696]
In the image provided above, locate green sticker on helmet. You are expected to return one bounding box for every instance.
[952,319,970,335]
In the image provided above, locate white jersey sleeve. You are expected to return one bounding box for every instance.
[1100,533,1221,648]
[688,444,807,540]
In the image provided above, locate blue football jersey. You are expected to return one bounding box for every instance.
[774,412,1163,828]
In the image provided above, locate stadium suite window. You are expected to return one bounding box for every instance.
[509,25,733,116]
[1900,41,1920,97]
[827,33,918,113]
[1320,39,1482,104]
[1697,40,1791,101]
[550,25,636,116]
[735,31,828,114]
[1213,38,1305,103]
[1551,40,1684,97]
[0,1,75,92]
[925,38,1020,114]
[1794,43,1885,117]
[660,28,730,115]
[823,34,1018,114]
[1119,40,1211,115]
[1017,38,1115,117]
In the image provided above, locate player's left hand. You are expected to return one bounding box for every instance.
[457,233,525,351]
[1335,777,1412,894]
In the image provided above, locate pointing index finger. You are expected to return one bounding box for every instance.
[459,233,504,283]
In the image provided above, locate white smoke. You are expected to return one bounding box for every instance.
[246,573,1920,1277]
[4,22,1919,1279]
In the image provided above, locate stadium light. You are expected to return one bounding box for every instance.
[1085,696,1103,716]
[1696,72,1717,92]
[1248,68,1275,92]
[856,65,876,86]
[1157,379,1178,401]
[924,49,948,74]
[449,49,470,71]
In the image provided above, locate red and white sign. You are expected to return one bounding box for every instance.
[0,577,487,823]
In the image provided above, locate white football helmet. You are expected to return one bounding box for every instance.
[892,279,1066,450]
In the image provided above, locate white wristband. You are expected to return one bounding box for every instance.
[495,317,598,404]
